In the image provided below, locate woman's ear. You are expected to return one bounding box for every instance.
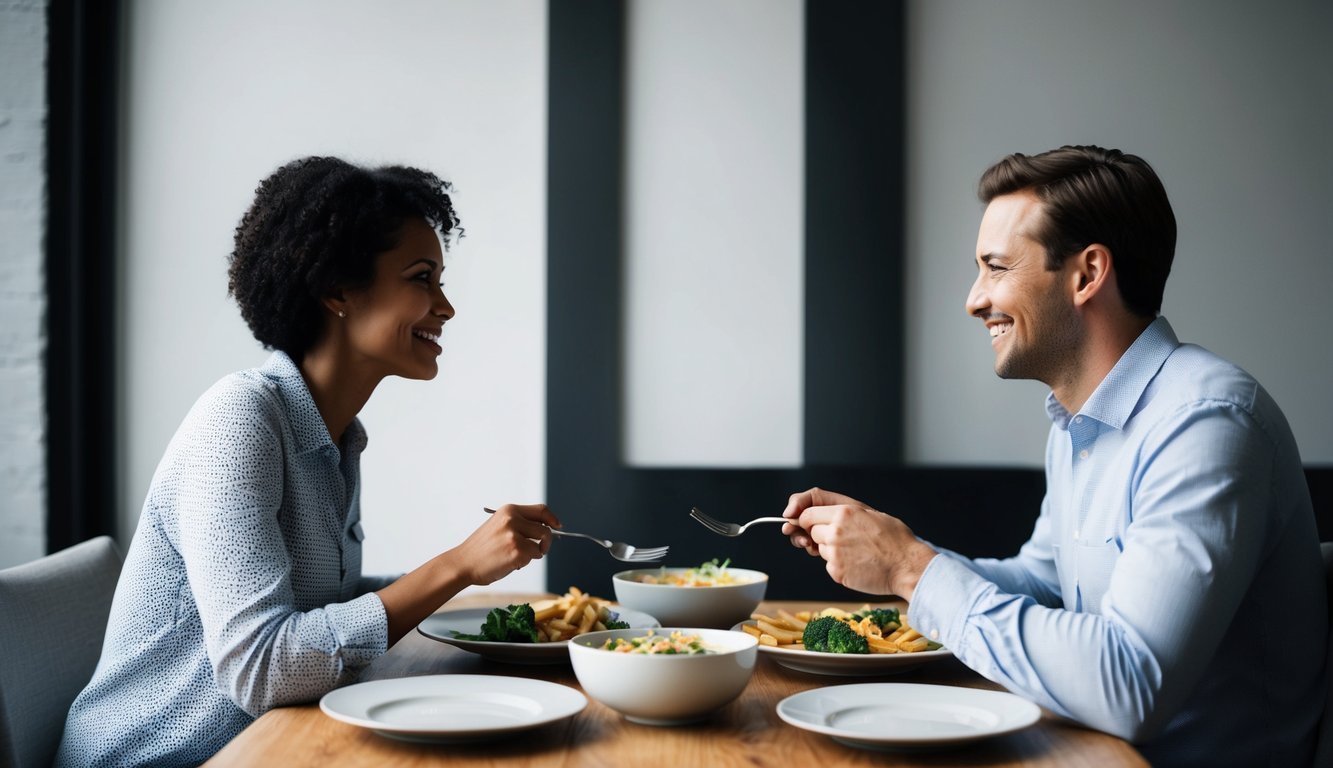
[321,291,348,319]
[1071,244,1114,308]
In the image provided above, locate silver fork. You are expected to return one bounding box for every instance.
[483,508,668,562]
[689,506,789,537]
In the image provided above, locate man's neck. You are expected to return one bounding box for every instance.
[1050,314,1153,414]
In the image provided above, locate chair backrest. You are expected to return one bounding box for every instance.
[0,536,122,768]
[1316,542,1333,767]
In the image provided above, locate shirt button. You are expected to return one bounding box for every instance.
[1079,449,1089,459]
[930,629,939,640]
[1074,416,1083,424]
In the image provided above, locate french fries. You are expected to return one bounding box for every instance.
[530,586,625,643]
[739,604,940,653]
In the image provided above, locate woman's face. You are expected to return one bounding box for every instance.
[340,217,455,381]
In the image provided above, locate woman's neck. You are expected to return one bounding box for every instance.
[296,344,381,447]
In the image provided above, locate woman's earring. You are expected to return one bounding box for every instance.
[338,310,346,318]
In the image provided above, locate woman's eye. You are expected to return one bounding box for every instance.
[412,272,432,283]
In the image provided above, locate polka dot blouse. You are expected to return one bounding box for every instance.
[57,351,396,768]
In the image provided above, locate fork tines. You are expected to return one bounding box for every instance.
[630,547,669,562]
[689,507,730,534]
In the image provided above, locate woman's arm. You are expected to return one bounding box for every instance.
[375,504,559,645]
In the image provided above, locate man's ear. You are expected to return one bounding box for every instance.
[1070,244,1113,308]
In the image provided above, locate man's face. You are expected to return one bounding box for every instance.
[965,191,1081,385]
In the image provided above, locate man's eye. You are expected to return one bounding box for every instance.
[987,263,1005,272]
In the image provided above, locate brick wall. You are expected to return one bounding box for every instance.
[0,0,47,568]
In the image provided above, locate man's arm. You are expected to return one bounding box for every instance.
[908,403,1274,741]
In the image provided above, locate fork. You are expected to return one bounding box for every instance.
[689,506,789,537]
[482,508,668,562]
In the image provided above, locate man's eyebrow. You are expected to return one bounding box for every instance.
[979,252,1002,264]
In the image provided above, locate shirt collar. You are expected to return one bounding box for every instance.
[258,351,367,457]
[1045,316,1179,431]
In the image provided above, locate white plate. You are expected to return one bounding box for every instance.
[777,683,1041,750]
[419,606,660,664]
[320,674,586,743]
[733,621,952,676]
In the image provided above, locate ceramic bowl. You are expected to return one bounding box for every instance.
[568,627,759,725]
[612,568,768,629]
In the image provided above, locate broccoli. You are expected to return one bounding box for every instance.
[850,607,900,630]
[603,610,631,630]
[825,621,870,654]
[801,616,840,652]
[802,615,869,654]
[452,604,539,643]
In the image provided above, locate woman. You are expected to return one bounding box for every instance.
[57,157,558,767]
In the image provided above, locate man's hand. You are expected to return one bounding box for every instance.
[781,487,937,599]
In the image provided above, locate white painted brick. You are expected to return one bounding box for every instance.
[0,0,46,569]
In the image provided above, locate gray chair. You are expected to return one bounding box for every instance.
[0,536,122,768]
[1317,542,1333,767]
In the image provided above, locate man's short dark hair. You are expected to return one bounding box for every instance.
[978,145,1176,318]
[228,156,462,358]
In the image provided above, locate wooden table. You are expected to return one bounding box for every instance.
[208,594,1145,767]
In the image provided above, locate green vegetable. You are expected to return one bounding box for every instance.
[825,621,870,654]
[452,604,539,643]
[801,615,870,654]
[801,616,840,652]
[695,557,731,579]
[850,607,900,630]
[603,611,630,631]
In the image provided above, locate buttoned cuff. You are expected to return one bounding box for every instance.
[907,552,990,654]
[325,591,389,667]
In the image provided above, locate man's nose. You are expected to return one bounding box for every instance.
[965,273,986,317]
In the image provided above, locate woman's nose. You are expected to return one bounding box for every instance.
[435,289,456,320]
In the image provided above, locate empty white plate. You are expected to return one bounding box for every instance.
[320,674,586,743]
[777,683,1040,750]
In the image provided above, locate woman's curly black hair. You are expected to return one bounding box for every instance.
[228,156,462,357]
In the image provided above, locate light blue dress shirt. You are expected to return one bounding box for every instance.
[910,317,1326,767]
[57,352,396,768]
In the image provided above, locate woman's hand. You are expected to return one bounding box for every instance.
[781,487,937,599]
[451,503,561,586]
[377,503,561,645]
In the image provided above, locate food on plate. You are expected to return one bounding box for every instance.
[740,605,943,654]
[452,587,630,643]
[599,630,714,655]
[634,558,750,586]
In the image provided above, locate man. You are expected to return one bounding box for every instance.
[782,145,1326,766]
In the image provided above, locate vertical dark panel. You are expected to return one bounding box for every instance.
[542,0,1028,600]
[803,1,904,465]
[546,0,627,591]
[45,0,120,551]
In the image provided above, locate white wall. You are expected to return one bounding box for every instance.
[121,0,548,590]
[0,0,47,569]
[623,0,804,467]
[119,0,1333,588]
[905,0,1333,465]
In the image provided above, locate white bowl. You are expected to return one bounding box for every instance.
[612,568,768,628]
[568,627,758,725]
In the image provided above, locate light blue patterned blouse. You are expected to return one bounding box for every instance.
[909,317,1326,767]
[57,351,395,768]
